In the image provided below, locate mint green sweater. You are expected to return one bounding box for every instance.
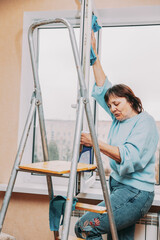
[92,78,159,191]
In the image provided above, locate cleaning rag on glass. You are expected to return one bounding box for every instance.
[90,14,101,66]
[49,195,78,231]
[79,145,92,165]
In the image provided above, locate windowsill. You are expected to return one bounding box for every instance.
[0,182,160,208]
[0,183,68,196]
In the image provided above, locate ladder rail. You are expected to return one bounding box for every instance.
[28,18,88,201]
[0,95,36,232]
[28,18,86,93]
[28,24,54,199]
[28,18,87,240]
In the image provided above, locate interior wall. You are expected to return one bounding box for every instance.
[0,0,160,239]
[0,192,53,239]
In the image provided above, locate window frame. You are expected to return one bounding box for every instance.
[96,24,160,185]
[1,6,159,196]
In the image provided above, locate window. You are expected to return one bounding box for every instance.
[15,6,160,195]
[33,27,80,163]
[97,25,160,185]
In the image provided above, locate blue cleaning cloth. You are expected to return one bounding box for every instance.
[49,195,78,231]
[90,15,101,66]
[92,15,101,33]
[79,145,92,164]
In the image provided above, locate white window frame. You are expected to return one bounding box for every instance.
[1,6,160,198]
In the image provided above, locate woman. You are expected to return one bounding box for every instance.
[75,32,159,240]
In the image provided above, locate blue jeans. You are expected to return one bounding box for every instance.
[75,177,154,240]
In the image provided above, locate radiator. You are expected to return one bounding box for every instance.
[59,211,159,240]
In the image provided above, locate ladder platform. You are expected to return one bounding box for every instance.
[19,160,97,175]
[75,202,107,213]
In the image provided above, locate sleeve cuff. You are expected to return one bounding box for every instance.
[118,145,124,165]
[91,76,112,98]
[117,145,134,176]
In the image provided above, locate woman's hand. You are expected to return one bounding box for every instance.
[80,132,121,162]
[80,132,93,147]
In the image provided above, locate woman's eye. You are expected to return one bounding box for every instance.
[114,103,119,106]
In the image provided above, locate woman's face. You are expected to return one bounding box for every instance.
[107,95,137,121]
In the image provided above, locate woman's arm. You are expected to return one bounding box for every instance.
[91,32,115,119]
[98,140,121,163]
[81,132,121,163]
[91,31,106,87]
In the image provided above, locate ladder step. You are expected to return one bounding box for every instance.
[75,202,107,213]
[19,160,97,175]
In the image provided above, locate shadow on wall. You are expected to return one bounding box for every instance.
[74,0,81,10]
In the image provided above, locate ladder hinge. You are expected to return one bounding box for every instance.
[36,99,41,106]
[83,97,89,104]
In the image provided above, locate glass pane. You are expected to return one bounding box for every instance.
[97,25,160,183]
[33,27,80,162]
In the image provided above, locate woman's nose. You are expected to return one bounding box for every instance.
[110,105,116,113]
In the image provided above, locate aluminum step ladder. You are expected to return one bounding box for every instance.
[0,12,118,240]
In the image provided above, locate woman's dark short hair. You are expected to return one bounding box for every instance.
[104,84,143,114]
